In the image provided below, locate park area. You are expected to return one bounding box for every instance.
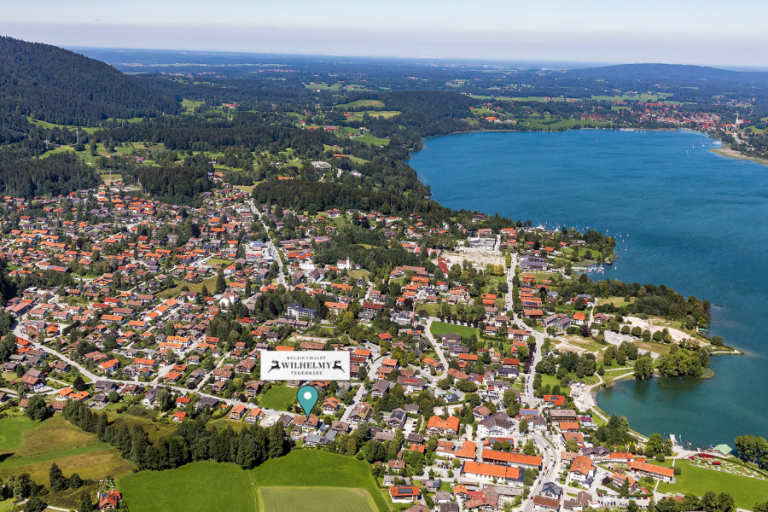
[658,458,768,509]
[119,450,388,512]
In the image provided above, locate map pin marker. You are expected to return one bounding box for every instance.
[297,385,319,419]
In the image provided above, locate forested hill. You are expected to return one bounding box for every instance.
[0,36,179,126]
[567,63,768,83]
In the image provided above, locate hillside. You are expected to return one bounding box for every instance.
[568,63,768,83]
[0,36,178,126]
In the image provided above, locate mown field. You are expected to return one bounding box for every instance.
[429,320,478,339]
[119,451,389,512]
[259,385,297,411]
[258,487,378,512]
[120,461,254,512]
[250,451,388,512]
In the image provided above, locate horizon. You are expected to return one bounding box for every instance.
[58,46,768,73]
[3,0,768,67]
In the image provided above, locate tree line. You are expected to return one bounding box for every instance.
[62,400,291,471]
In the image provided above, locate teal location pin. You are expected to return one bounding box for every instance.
[297,385,319,419]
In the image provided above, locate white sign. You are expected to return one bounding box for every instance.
[260,351,350,381]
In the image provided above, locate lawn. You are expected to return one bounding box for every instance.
[429,321,478,340]
[658,459,768,510]
[258,487,377,512]
[249,451,388,512]
[120,461,255,512]
[259,385,297,411]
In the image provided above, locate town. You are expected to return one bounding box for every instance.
[0,175,752,512]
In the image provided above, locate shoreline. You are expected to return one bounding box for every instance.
[710,146,768,167]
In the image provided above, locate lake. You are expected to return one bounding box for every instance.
[410,129,768,448]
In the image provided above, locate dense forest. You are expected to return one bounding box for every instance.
[134,158,213,206]
[0,36,178,126]
[253,179,449,220]
[0,150,99,197]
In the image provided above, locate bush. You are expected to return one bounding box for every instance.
[673,466,681,475]
[655,453,665,462]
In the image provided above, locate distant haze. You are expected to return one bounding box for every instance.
[3,0,768,67]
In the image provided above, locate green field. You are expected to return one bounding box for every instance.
[345,111,401,119]
[258,487,377,512]
[120,451,388,512]
[429,321,478,339]
[0,417,42,451]
[157,275,225,299]
[0,417,134,490]
[259,385,297,411]
[658,459,768,510]
[337,99,385,109]
[120,461,255,512]
[250,451,388,512]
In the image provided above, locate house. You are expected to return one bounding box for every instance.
[99,490,122,510]
[569,456,596,485]
[246,407,264,424]
[245,380,263,397]
[477,412,515,438]
[473,405,492,421]
[348,402,372,426]
[142,388,159,407]
[390,486,421,503]
[230,404,247,420]
[426,416,460,436]
[541,482,563,499]
[21,373,44,391]
[196,396,219,410]
[606,452,635,464]
[461,461,522,484]
[611,472,638,493]
[563,491,592,512]
[388,408,407,427]
[396,376,426,394]
[533,495,561,512]
[628,459,675,483]
[543,395,566,408]
[173,411,187,422]
[322,397,341,414]
[371,379,390,398]
[482,450,542,470]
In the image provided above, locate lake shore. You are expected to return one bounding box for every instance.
[710,146,768,167]
[411,129,768,446]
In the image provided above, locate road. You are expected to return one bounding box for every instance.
[248,198,286,286]
[423,317,450,370]
[340,342,383,424]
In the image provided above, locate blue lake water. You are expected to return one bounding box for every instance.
[410,129,768,448]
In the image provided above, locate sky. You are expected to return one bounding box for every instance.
[2,0,768,67]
